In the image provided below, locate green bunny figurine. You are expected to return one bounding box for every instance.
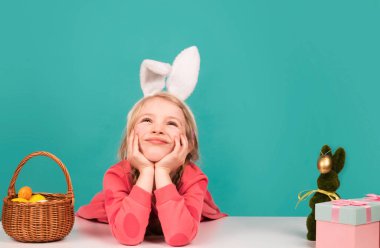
[299,145,346,241]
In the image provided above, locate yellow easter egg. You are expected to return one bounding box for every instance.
[29,194,46,203]
[18,186,33,200]
[11,197,29,202]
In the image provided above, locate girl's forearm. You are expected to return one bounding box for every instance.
[135,167,155,193]
[154,168,172,189]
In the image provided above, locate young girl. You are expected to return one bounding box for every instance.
[76,46,227,246]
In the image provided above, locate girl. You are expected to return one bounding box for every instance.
[76,46,227,246]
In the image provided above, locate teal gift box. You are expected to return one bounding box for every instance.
[316,199,380,225]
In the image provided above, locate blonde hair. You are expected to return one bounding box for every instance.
[118,92,200,186]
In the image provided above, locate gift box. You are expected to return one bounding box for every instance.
[315,198,380,248]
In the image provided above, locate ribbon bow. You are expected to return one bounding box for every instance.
[295,189,340,208]
[332,199,368,206]
[331,199,371,223]
[365,194,380,201]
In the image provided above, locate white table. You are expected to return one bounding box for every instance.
[1,217,316,247]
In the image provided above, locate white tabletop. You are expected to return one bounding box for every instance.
[1,217,316,248]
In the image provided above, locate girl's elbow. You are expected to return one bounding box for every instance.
[111,224,145,246]
[165,226,198,246]
[167,240,191,247]
[117,238,144,246]
[166,233,198,247]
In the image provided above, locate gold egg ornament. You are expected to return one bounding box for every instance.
[18,186,33,200]
[29,194,46,203]
[317,155,332,174]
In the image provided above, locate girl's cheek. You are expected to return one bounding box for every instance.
[134,125,144,136]
[169,132,180,143]
[171,129,181,137]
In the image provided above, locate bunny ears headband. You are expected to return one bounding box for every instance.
[140,46,200,101]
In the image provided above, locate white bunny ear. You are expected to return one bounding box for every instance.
[140,59,171,96]
[166,46,200,100]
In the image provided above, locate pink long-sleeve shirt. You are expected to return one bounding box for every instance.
[76,160,227,246]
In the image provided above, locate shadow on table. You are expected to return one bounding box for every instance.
[144,235,164,244]
[74,217,114,242]
[0,235,15,245]
[76,217,168,245]
[277,218,316,248]
[144,218,222,245]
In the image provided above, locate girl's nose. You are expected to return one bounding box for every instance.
[151,123,164,134]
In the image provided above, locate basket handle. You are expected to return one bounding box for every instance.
[7,151,75,205]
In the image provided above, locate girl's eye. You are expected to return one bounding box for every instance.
[141,118,152,123]
[168,121,178,127]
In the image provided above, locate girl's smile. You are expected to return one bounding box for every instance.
[145,136,170,144]
[147,139,167,145]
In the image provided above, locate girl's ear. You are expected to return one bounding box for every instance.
[332,147,346,174]
[320,144,332,156]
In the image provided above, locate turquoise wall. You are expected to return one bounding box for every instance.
[1,1,380,216]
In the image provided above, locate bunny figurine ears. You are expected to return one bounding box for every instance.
[140,46,200,101]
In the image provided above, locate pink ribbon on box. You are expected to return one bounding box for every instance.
[365,194,380,201]
[331,199,372,223]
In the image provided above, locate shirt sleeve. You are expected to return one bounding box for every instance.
[154,178,208,246]
[75,190,108,223]
[103,169,152,245]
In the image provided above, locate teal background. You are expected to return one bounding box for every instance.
[1,1,380,216]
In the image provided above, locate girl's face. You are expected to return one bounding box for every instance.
[133,97,187,162]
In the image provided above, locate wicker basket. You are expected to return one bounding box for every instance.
[2,151,75,242]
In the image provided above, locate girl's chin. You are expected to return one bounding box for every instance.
[140,143,172,162]
[142,151,168,162]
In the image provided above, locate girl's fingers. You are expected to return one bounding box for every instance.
[127,130,134,158]
[173,135,181,154]
[129,130,134,148]
[134,133,146,160]
[182,134,188,148]
[132,133,139,156]
[179,134,189,157]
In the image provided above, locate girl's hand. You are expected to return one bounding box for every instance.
[127,129,155,173]
[155,134,189,174]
